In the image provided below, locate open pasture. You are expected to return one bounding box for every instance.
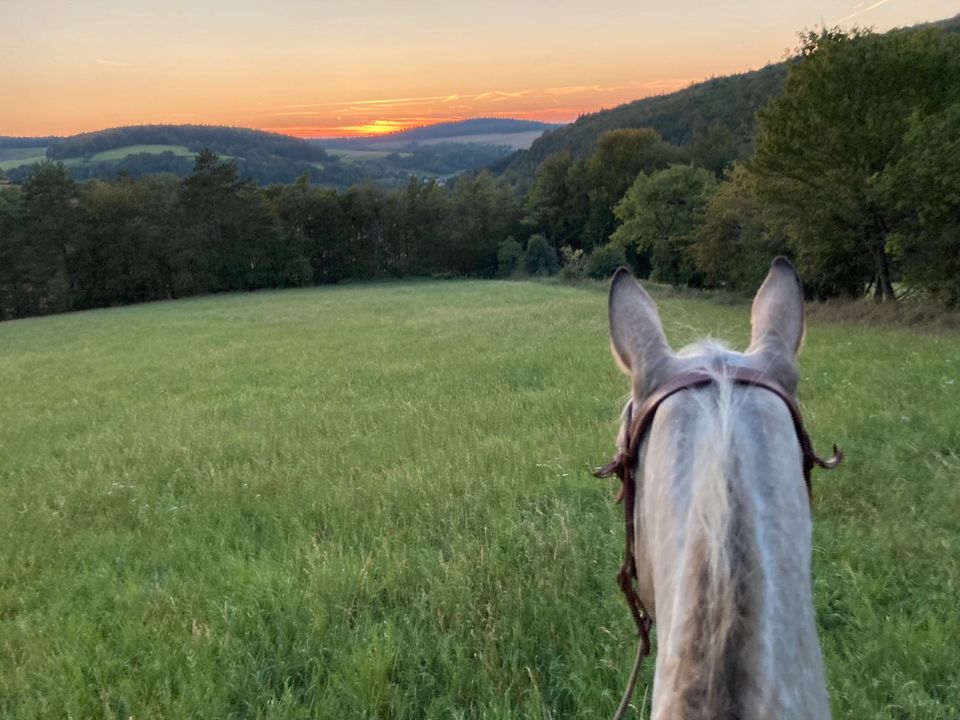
[0,147,47,171]
[87,145,195,162]
[326,148,414,161]
[363,131,547,152]
[0,145,195,172]
[410,131,547,150]
[1,281,957,718]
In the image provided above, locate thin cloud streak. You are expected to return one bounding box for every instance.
[836,0,897,23]
[280,95,452,110]
[548,85,603,95]
[473,90,531,100]
[258,78,710,137]
[261,77,707,134]
[94,58,131,67]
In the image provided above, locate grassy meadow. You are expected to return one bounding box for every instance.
[0,145,198,173]
[0,148,47,171]
[88,145,195,162]
[326,149,414,161]
[411,131,546,150]
[1,281,957,718]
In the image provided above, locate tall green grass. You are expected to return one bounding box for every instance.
[1,281,957,718]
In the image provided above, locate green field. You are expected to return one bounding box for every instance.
[88,144,195,162]
[327,148,414,161]
[412,131,546,150]
[361,131,547,152]
[0,145,196,172]
[0,147,47,171]
[1,281,957,718]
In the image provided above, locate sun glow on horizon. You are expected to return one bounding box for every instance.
[268,112,571,139]
[331,118,443,138]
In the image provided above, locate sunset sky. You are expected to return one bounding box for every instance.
[3,0,958,138]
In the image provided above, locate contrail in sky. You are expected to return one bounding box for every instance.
[836,0,896,23]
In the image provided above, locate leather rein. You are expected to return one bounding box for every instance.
[593,365,843,719]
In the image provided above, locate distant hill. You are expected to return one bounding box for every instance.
[0,122,523,187]
[0,120,563,187]
[317,118,564,151]
[0,136,61,149]
[44,124,328,162]
[0,124,364,186]
[495,13,960,185]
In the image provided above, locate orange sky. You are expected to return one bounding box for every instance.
[3,0,958,138]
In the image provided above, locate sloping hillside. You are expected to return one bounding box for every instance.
[0,136,61,149]
[494,63,788,182]
[495,13,960,185]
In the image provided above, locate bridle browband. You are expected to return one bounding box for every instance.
[593,365,843,720]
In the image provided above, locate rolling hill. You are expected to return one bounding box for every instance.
[0,119,560,187]
[0,125,345,185]
[44,124,328,162]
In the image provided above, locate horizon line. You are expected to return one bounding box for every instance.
[0,115,576,141]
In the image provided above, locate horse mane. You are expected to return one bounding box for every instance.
[674,341,753,717]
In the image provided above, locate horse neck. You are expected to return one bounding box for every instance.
[641,388,831,720]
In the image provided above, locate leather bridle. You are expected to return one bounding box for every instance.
[594,365,843,719]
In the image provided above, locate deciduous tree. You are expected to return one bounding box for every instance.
[752,26,960,300]
[875,104,960,303]
[691,164,788,290]
[611,164,717,286]
[582,129,684,248]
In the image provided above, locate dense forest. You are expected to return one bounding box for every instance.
[0,150,522,318]
[2,21,960,320]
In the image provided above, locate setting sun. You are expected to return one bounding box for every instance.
[339,119,431,137]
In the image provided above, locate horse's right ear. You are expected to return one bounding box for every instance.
[608,267,674,396]
[746,256,804,394]
[747,256,805,357]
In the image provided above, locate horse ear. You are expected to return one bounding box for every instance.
[608,267,674,396]
[747,256,805,363]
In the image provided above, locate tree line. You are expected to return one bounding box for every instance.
[1,141,514,190]
[0,150,522,319]
[2,24,960,321]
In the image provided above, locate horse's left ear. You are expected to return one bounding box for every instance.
[608,267,676,397]
[748,256,805,357]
